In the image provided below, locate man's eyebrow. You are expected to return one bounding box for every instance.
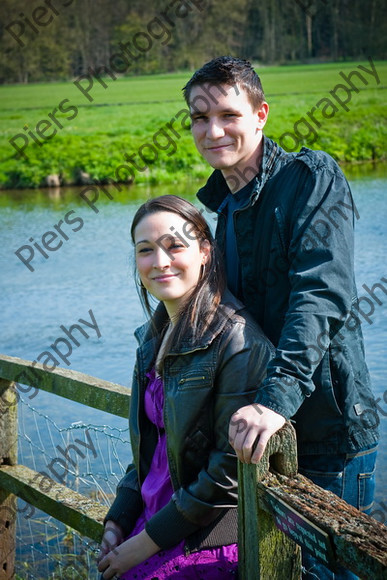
[190,109,206,116]
[190,107,240,116]
[220,107,240,114]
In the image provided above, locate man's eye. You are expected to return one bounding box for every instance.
[192,115,206,122]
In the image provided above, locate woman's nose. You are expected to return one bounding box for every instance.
[153,247,171,269]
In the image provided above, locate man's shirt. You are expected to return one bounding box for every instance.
[225,179,255,296]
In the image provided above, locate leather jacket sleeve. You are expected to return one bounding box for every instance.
[104,463,143,537]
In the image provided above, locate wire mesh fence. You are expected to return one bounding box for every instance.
[14,394,130,579]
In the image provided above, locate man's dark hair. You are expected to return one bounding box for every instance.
[183,56,265,110]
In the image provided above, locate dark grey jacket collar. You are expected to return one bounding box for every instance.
[197,136,286,213]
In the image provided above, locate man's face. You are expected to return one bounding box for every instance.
[189,83,269,185]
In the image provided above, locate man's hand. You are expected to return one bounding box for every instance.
[98,529,160,579]
[97,520,124,563]
[229,404,286,464]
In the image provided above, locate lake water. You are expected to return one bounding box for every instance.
[0,165,386,575]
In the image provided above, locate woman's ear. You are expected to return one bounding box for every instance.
[201,239,211,264]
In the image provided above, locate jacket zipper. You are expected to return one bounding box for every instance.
[178,376,206,385]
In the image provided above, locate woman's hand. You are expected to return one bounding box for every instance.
[98,529,161,579]
[97,520,124,564]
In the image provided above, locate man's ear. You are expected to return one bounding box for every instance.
[257,102,269,130]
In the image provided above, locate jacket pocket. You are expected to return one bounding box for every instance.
[320,349,343,417]
[274,206,288,256]
[177,369,212,390]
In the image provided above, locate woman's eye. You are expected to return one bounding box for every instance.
[138,247,152,254]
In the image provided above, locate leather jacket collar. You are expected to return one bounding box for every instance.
[134,290,246,355]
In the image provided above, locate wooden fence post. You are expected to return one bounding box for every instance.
[238,422,302,579]
[0,379,18,580]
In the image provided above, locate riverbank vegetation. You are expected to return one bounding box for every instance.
[0,61,386,189]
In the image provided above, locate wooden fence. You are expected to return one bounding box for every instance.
[0,354,386,579]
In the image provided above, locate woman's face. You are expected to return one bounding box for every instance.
[134,211,209,320]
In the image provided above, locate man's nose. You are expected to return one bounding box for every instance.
[206,118,225,139]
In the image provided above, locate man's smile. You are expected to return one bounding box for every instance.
[205,143,233,151]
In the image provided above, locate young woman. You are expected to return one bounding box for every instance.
[97,195,273,579]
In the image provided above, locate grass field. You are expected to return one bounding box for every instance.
[0,60,386,188]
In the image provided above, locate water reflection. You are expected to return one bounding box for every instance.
[0,179,199,209]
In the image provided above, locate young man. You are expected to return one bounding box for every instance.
[183,56,379,579]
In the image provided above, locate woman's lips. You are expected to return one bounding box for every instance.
[152,274,177,282]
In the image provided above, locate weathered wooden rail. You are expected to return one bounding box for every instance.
[0,354,386,579]
[238,423,387,579]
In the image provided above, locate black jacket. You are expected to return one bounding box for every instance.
[197,136,379,455]
[106,293,273,552]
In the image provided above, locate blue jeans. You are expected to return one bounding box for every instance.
[298,444,378,580]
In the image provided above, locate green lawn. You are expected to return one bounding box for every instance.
[0,60,386,188]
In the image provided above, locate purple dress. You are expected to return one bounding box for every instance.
[120,369,238,579]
